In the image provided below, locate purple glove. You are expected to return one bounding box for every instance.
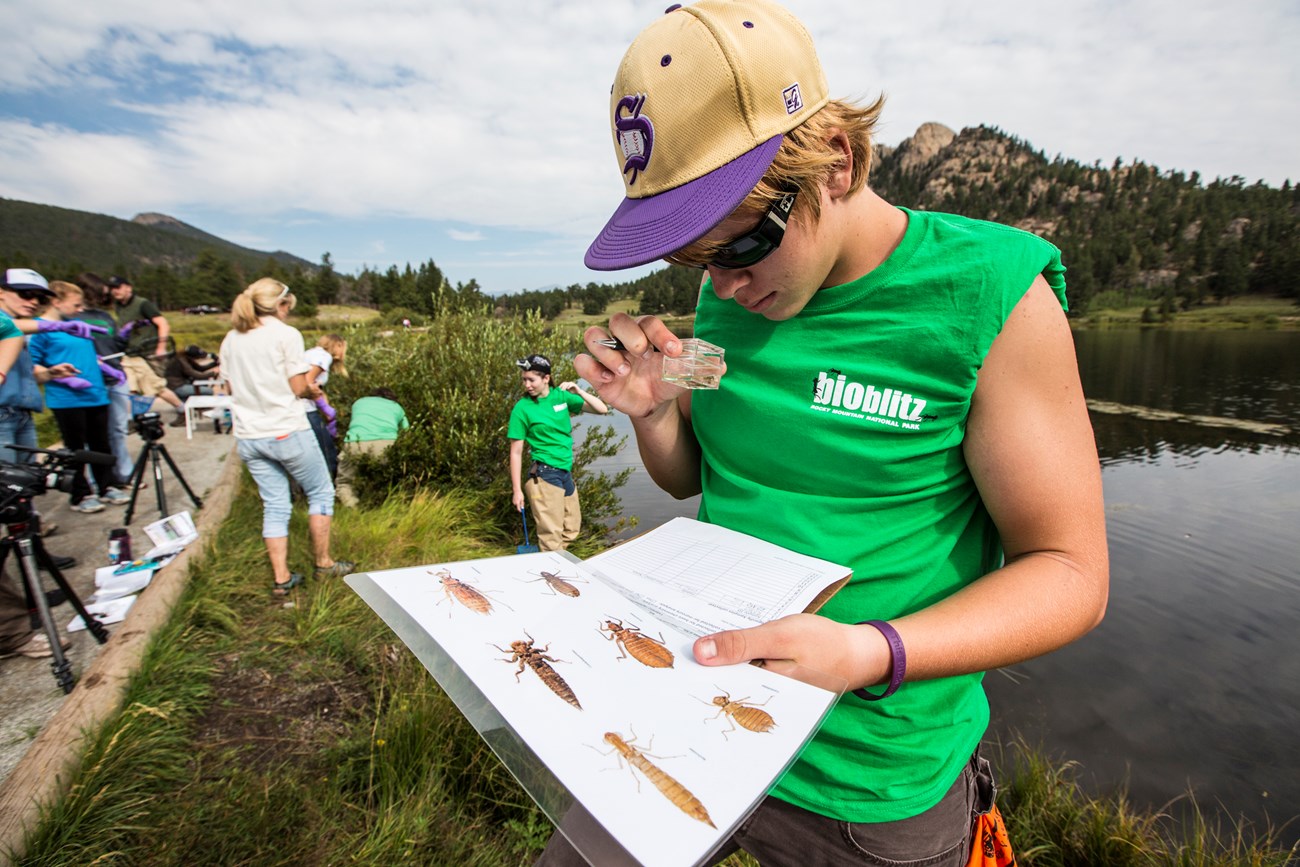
[99,361,127,386]
[37,320,109,339]
[54,376,93,390]
[117,319,148,340]
[314,397,337,421]
[315,398,338,437]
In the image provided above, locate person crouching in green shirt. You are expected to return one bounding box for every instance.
[507,353,608,551]
[335,387,409,508]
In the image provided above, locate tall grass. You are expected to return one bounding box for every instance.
[15,479,541,866]
[15,479,1297,865]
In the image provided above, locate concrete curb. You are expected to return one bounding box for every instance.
[0,446,242,865]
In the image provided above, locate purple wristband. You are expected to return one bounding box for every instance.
[853,620,906,701]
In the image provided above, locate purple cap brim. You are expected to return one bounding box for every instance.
[584,134,784,271]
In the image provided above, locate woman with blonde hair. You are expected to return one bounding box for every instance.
[302,332,347,478]
[29,281,127,511]
[219,278,355,595]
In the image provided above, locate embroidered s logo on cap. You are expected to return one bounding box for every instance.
[615,93,654,185]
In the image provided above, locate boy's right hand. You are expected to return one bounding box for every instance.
[575,313,684,418]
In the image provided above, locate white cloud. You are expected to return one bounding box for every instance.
[448,229,485,242]
[0,0,1296,286]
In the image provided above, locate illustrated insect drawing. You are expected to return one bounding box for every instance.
[704,689,777,740]
[519,568,586,598]
[429,569,506,617]
[601,730,715,828]
[492,631,582,709]
[599,618,675,668]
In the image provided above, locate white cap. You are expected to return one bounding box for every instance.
[1,268,53,295]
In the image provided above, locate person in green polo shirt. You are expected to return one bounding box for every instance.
[507,353,608,551]
[335,387,409,508]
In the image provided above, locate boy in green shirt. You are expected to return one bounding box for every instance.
[507,353,608,552]
[552,1,1110,864]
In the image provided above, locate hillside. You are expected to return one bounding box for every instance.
[0,197,313,280]
[870,124,1300,313]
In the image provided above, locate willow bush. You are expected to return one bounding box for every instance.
[327,309,631,552]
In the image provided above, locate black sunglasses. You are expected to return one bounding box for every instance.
[11,290,50,301]
[672,189,799,271]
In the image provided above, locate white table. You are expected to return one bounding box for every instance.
[182,395,233,439]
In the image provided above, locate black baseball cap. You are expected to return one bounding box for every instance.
[106,275,131,288]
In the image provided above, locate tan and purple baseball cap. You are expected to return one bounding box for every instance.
[585,0,828,271]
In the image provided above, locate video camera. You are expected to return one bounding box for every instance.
[0,445,116,523]
[133,410,166,442]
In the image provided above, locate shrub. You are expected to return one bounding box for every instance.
[329,310,630,550]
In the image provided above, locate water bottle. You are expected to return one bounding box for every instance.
[108,528,132,564]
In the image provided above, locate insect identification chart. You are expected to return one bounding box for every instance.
[348,518,851,867]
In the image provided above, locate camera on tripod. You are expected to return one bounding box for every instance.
[133,411,166,442]
[0,445,115,692]
[0,446,104,524]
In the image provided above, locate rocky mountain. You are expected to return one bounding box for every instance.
[0,197,314,280]
[871,124,1300,312]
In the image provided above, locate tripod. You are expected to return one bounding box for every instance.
[2,510,109,693]
[124,427,203,525]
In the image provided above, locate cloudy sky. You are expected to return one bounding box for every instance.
[1,1,1295,294]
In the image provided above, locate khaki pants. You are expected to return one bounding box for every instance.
[525,476,580,552]
[335,439,393,508]
[121,356,167,397]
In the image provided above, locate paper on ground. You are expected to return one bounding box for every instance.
[67,595,137,631]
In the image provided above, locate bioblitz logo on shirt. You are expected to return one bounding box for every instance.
[810,370,931,431]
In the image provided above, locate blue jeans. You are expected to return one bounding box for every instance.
[531,462,576,495]
[0,406,37,465]
[107,382,134,482]
[236,428,335,538]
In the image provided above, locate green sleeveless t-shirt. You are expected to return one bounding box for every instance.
[692,208,1067,822]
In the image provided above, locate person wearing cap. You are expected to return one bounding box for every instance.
[0,269,102,463]
[0,268,91,659]
[507,354,609,552]
[107,275,188,427]
[565,1,1109,863]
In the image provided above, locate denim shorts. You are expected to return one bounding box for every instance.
[530,461,576,496]
[236,428,334,538]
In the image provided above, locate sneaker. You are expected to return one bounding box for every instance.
[313,560,357,580]
[101,487,130,506]
[70,497,105,514]
[170,414,188,427]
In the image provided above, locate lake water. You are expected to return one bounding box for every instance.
[585,329,1300,845]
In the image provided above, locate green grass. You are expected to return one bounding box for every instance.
[1073,295,1299,330]
[12,477,1298,866]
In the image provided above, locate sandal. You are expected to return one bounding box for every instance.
[313,560,356,580]
[272,573,305,597]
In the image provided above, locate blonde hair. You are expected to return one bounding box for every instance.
[230,278,295,332]
[666,96,885,268]
[48,281,84,303]
[317,333,348,378]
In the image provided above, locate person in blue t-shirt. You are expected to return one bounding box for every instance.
[29,281,128,512]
